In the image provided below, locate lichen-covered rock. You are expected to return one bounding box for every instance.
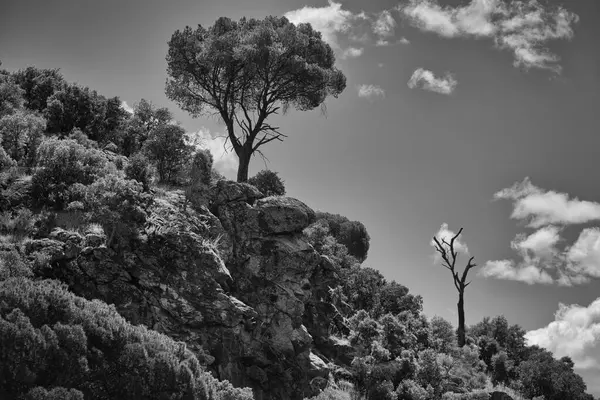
[210,180,263,209]
[254,196,316,234]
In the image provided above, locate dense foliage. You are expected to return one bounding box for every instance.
[0,277,252,400]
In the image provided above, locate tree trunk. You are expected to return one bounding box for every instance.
[236,148,251,182]
[457,291,466,347]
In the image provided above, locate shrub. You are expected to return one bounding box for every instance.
[125,152,153,191]
[0,250,32,280]
[143,124,192,184]
[0,110,46,167]
[248,170,285,197]
[31,138,110,209]
[190,149,214,186]
[82,174,151,247]
[24,386,84,400]
[0,277,253,400]
[396,379,430,400]
[0,207,35,239]
[0,147,16,171]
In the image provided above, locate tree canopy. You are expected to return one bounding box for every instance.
[165,16,347,181]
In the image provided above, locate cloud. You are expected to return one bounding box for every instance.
[357,84,385,101]
[341,47,364,58]
[373,10,396,41]
[187,128,238,176]
[284,0,364,53]
[407,68,457,95]
[484,179,600,286]
[526,299,600,370]
[479,260,554,285]
[480,226,559,285]
[494,177,600,228]
[121,101,134,114]
[431,223,470,255]
[400,0,578,73]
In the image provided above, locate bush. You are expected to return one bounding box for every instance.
[0,147,17,171]
[31,138,111,209]
[143,124,192,184]
[248,170,285,196]
[0,277,253,400]
[82,174,151,247]
[125,152,153,191]
[24,386,84,400]
[190,149,214,186]
[396,380,430,400]
[0,207,35,238]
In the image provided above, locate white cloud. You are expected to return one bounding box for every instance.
[284,0,361,53]
[431,223,470,255]
[121,101,134,114]
[526,299,600,370]
[407,68,457,95]
[512,226,561,259]
[187,128,238,176]
[341,47,364,58]
[483,179,600,286]
[494,177,600,228]
[373,10,396,39]
[479,226,559,285]
[479,260,554,285]
[400,0,578,73]
[564,228,600,281]
[357,84,385,101]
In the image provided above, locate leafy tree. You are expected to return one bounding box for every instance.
[433,228,478,347]
[375,281,423,318]
[0,110,46,167]
[0,71,25,117]
[189,149,214,186]
[120,99,173,156]
[82,174,151,247]
[315,212,370,262]
[430,316,456,354]
[248,169,285,196]
[11,66,66,112]
[143,123,192,184]
[165,16,346,182]
[518,347,591,400]
[31,138,111,209]
[125,152,153,191]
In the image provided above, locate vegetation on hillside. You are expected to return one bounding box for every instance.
[0,19,597,400]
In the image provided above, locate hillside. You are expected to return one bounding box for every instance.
[0,65,597,400]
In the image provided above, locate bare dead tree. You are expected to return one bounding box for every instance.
[432,228,477,348]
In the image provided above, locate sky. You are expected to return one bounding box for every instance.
[2,0,600,394]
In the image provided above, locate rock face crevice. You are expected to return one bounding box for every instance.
[32,181,337,400]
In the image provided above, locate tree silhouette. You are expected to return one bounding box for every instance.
[432,227,477,347]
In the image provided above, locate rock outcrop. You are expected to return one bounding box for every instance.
[31,181,339,400]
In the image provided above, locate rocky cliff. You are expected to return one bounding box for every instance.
[28,180,344,400]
